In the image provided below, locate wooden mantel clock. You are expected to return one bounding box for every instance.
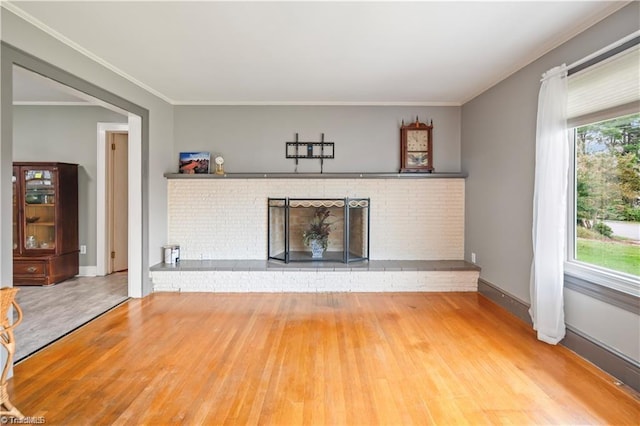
[400,117,433,173]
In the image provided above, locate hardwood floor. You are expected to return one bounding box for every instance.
[14,272,128,361]
[10,292,640,425]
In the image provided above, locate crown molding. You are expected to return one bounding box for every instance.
[171,100,462,107]
[1,1,175,105]
[1,2,462,108]
[4,1,628,108]
[461,1,631,105]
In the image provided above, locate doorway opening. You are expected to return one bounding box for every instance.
[97,124,130,276]
[10,67,135,361]
[107,131,129,274]
[3,44,150,372]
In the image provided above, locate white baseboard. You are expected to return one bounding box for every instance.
[78,266,97,277]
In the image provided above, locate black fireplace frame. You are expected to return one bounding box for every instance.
[268,197,370,263]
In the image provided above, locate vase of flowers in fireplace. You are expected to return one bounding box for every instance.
[302,207,331,259]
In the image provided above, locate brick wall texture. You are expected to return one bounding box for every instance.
[152,270,479,293]
[167,178,464,261]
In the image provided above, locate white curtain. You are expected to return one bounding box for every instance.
[530,65,569,345]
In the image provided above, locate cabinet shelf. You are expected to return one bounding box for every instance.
[13,162,79,286]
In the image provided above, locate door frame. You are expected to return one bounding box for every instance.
[97,123,128,277]
[2,43,149,301]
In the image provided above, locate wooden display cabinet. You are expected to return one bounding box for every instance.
[13,162,79,286]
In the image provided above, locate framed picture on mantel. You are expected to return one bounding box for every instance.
[179,152,210,174]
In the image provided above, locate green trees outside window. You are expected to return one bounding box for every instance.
[574,113,640,277]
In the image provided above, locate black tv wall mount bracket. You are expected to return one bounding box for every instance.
[286,133,335,173]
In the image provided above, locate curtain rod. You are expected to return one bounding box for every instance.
[568,31,640,76]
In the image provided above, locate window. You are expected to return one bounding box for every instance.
[566,38,640,296]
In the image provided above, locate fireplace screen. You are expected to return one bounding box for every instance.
[268,198,370,263]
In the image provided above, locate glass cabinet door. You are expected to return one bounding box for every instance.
[12,169,19,252]
[23,168,56,251]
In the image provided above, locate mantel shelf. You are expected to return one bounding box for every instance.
[164,172,467,179]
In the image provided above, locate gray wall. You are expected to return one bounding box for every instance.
[13,105,127,268]
[174,106,461,173]
[462,2,640,362]
[1,8,175,293]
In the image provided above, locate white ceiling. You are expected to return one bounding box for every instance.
[6,1,629,106]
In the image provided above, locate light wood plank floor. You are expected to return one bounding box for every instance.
[10,292,640,425]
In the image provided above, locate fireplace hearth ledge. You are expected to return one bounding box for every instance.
[151,259,479,272]
[150,260,480,293]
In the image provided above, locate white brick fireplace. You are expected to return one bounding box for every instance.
[166,176,464,260]
[152,173,478,292]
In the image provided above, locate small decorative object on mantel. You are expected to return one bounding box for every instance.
[214,155,225,175]
[286,133,335,173]
[400,117,434,173]
[179,152,210,174]
[302,207,332,259]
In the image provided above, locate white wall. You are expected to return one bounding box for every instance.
[13,105,127,268]
[461,2,640,362]
[174,106,461,173]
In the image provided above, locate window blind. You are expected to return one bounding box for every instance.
[567,43,639,127]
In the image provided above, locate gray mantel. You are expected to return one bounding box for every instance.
[164,172,468,179]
